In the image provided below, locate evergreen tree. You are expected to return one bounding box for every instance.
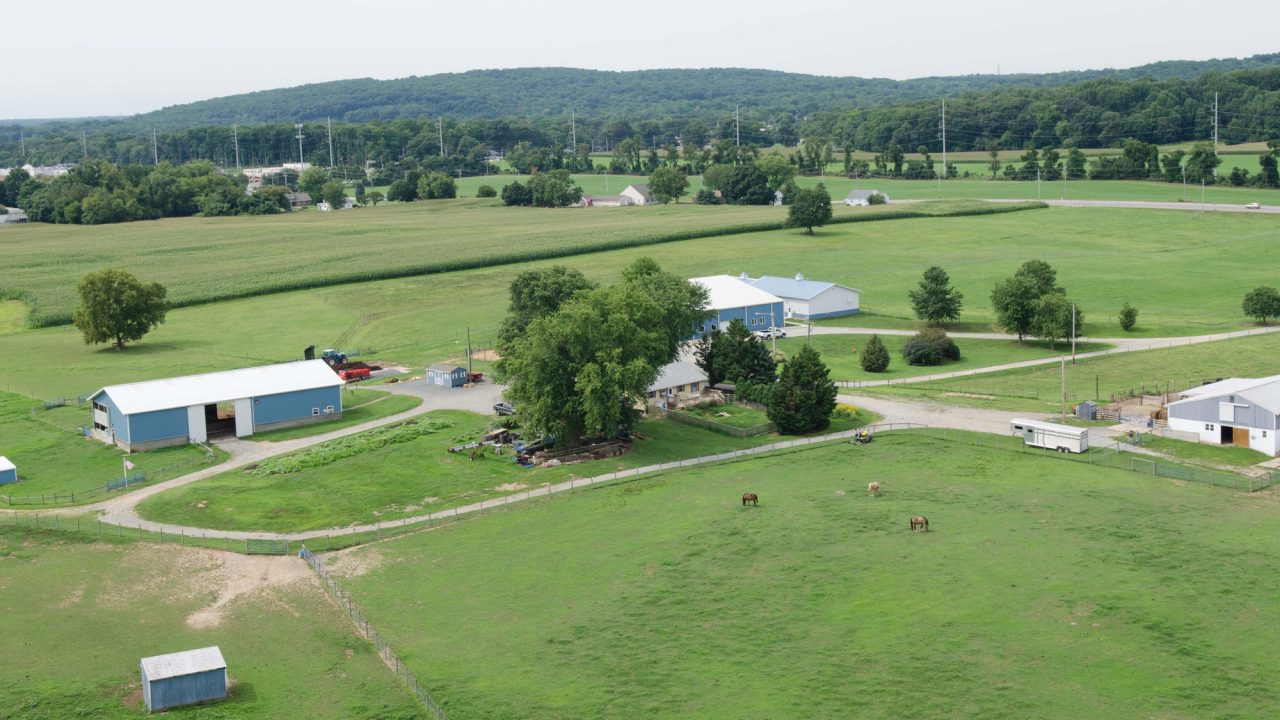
[767,344,837,434]
[1119,302,1138,331]
[860,334,890,373]
[907,266,964,325]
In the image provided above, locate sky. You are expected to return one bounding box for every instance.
[5,0,1279,119]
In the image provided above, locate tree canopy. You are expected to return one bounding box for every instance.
[1242,286,1280,324]
[72,269,168,350]
[496,266,597,353]
[695,319,777,386]
[785,185,833,234]
[767,344,837,434]
[908,266,964,325]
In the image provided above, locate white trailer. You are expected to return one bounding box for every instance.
[1011,418,1089,453]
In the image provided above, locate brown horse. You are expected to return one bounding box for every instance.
[910,515,929,532]
[868,481,882,497]
[742,492,759,507]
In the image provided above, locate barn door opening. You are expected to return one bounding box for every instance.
[1220,425,1234,444]
[205,402,236,436]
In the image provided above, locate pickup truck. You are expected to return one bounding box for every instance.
[753,327,787,339]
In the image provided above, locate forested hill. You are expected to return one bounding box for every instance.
[96,54,1280,128]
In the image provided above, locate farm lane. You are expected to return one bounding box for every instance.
[837,393,1048,435]
[998,199,1280,214]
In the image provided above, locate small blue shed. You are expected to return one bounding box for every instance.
[140,646,227,712]
[427,363,468,387]
[0,456,15,485]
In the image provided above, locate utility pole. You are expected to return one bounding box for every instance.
[1037,167,1041,200]
[570,109,576,148]
[19,131,25,159]
[940,98,946,183]
[1060,356,1067,420]
[232,124,240,168]
[466,327,472,374]
[152,128,159,165]
[1071,302,1077,364]
[1213,91,1219,176]
[295,123,305,167]
[734,105,740,147]
[81,131,87,158]
[1182,165,1187,201]
[326,117,334,169]
[437,117,445,157]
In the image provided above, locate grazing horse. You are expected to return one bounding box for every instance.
[910,515,929,532]
[742,492,759,507]
[868,481,882,497]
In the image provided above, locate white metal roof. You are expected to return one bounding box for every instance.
[0,456,13,472]
[141,646,226,681]
[1168,374,1280,413]
[94,360,342,416]
[690,275,782,311]
[1010,418,1088,436]
[649,361,708,392]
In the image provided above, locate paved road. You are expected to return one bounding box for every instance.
[989,198,1280,214]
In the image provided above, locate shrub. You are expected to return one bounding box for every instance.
[694,188,720,205]
[1119,302,1138,331]
[902,328,960,366]
[477,184,497,198]
[860,334,890,372]
[832,402,860,420]
[500,181,533,207]
[867,192,887,205]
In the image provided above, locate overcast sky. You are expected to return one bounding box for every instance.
[5,0,1278,119]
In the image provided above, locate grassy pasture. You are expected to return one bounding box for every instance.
[0,526,426,719]
[335,432,1280,719]
[3,205,1279,401]
[250,388,422,442]
[135,410,868,533]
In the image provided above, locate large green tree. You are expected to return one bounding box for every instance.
[719,165,773,205]
[907,266,964,325]
[647,166,689,204]
[1242,286,1280,324]
[990,275,1041,342]
[785,185,833,234]
[1031,293,1083,348]
[496,266,597,353]
[695,319,776,386]
[72,269,168,350]
[766,344,837,434]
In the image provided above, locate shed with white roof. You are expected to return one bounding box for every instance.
[140,646,228,711]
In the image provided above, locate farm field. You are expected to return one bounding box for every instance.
[3,205,1279,400]
[862,332,1280,412]
[0,526,427,719]
[773,334,1110,382]
[0,391,227,504]
[332,432,1280,719]
[135,410,869,533]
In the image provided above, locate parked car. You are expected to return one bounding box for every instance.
[754,327,787,339]
[493,402,515,416]
[1245,202,1262,209]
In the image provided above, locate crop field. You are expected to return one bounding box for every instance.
[864,332,1280,411]
[330,432,1280,719]
[773,334,1110,382]
[3,205,1279,401]
[0,526,426,719]
[135,410,867,533]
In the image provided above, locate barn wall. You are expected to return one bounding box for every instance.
[147,668,227,711]
[128,407,190,444]
[807,287,861,318]
[699,301,785,336]
[92,391,130,445]
[1168,395,1277,430]
[252,386,342,428]
[0,467,16,484]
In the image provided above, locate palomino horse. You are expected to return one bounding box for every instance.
[910,515,929,532]
[867,481,882,497]
[742,492,759,507]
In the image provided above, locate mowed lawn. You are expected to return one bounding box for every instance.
[136,410,869,533]
[334,433,1280,720]
[4,205,1280,401]
[774,334,1110,382]
[0,527,426,719]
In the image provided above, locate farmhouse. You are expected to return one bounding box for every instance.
[689,275,785,337]
[844,189,888,206]
[0,207,28,225]
[745,272,861,319]
[284,192,312,208]
[647,361,708,409]
[89,360,344,452]
[1165,375,1280,456]
[427,364,468,387]
[620,184,653,205]
[140,646,227,712]
[0,456,15,484]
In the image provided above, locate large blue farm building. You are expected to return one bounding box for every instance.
[90,360,344,452]
[690,275,786,337]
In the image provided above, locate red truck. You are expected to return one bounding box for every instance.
[338,368,371,382]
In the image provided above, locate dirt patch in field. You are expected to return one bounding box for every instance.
[495,482,527,492]
[942,391,999,400]
[184,552,315,629]
[470,349,500,361]
[324,547,385,579]
[98,544,221,608]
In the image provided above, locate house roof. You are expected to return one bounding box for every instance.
[623,183,650,196]
[428,363,466,372]
[747,273,860,300]
[649,361,708,392]
[285,192,312,202]
[1168,374,1280,413]
[93,360,342,416]
[844,189,882,200]
[690,275,782,311]
[0,456,13,472]
[140,646,226,681]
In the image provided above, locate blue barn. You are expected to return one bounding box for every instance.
[427,364,468,387]
[689,275,785,337]
[89,360,344,452]
[0,456,15,485]
[140,646,227,711]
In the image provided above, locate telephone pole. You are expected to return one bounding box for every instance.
[294,123,305,166]
[570,109,576,148]
[734,105,740,147]
[940,99,947,181]
[152,128,159,164]
[1212,92,1219,177]
[437,117,445,156]
[326,118,335,169]
[81,131,88,158]
[232,124,240,168]
[19,131,25,159]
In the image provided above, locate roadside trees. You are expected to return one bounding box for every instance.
[1119,302,1138,331]
[647,166,689,204]
[990,260,1067,342]
[908,266,964,325]
[1242,286,1280,324]
[72,269,168,350]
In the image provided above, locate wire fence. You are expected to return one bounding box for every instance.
[1,452,220,507]
[300,546,449,720]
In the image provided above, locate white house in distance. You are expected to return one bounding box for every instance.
[844,189,888,206]
[1165,375,1280,456]
[744,273,861,320]
[620,184,653,205]
[689,275,786,336]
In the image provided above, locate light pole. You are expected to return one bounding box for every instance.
[295,123,305,168]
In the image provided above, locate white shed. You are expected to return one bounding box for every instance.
[844,189,887,206]
[140,646,228,711]
[620,184,653,206]
[744,273,861,320]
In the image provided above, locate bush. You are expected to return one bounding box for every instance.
[501,181,533,207]
[734,378,773,405]
[477,184,497,198]
[1119,302,1138,331]
[832,402,860,420]
[902,328,960,366]
[867,192,887,205]
[860,334,890,372]
[694,188,720,205]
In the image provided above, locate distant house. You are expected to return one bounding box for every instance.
[647,361,709,409]
[844,189,888,206]
[426,364,468,387]
[1165,375,1280,456]
[689,275,785,337]
[620,184,653,206]
[317,197,354,212]
[284,192,312,209]
[0,207,28,225]
[579,195,623,207]
[745,272,861,320]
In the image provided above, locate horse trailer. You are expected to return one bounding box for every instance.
[1011,418,1089,454]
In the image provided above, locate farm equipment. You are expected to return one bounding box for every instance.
[322,348,348,366]
[851,430,873,444]
[337,367,371,382]
[467,372,484,384]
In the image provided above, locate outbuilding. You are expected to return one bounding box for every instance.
[0,456,15,484]
[647,361,709,409]
[745,272,861,320]
[140,646,227,712]
[427,364,468,387]
[689,275,785,337]
[1165,375,1280,456]
[284,192,312,208]
[620,184,653,205]
[844,189,888,206]
[89,360,344,452]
